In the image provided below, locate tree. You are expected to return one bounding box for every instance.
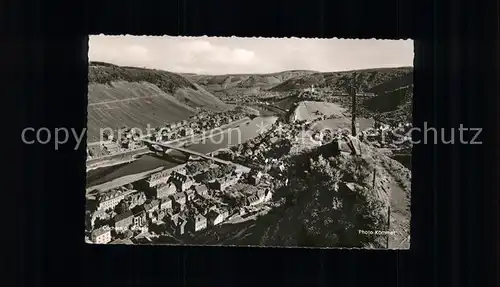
[294,154,386,247]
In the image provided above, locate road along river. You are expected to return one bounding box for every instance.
[86,116,278,192]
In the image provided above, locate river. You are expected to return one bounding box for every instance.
[86,116,278,189]
[391,154,412,170]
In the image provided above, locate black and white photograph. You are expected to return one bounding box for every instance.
[85,35,413,249]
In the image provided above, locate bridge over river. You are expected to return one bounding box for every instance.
[141,139,232,166]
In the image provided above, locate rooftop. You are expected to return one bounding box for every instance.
[194,185,208,193]
[131,205,145,215]
[247,195,259,203]
[194,213,207,222]
[99,190,124,202]
[92,226,110,237]
[172,192,186,200]
[160,197,172,203]
[206,210,221,220]
[171,171,188,182]
[144,200,158,211]
[114,210,133,222]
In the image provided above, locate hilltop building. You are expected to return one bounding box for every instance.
[170,214,188,235]
[152,182,177,199]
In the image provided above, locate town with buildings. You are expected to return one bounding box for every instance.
[86,155,276,244]
[85,104,412,245]
[87,36,413,248]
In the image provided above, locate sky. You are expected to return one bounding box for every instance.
[89,35,413,75]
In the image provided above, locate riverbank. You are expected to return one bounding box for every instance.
[87,161,184,194]
[86,147,151,171]
[87,149,251,194]
[86,117,251,171]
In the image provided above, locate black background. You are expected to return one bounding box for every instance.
[9,0,499,286]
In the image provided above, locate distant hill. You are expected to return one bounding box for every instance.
[366,71,413,95]
[269,67,413,93]
[89,61,119,67]
[289,101,347,122]
[188,67,413,125]
[87,62,228,142]
[186,70,317,99]
[272,68,414,125]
